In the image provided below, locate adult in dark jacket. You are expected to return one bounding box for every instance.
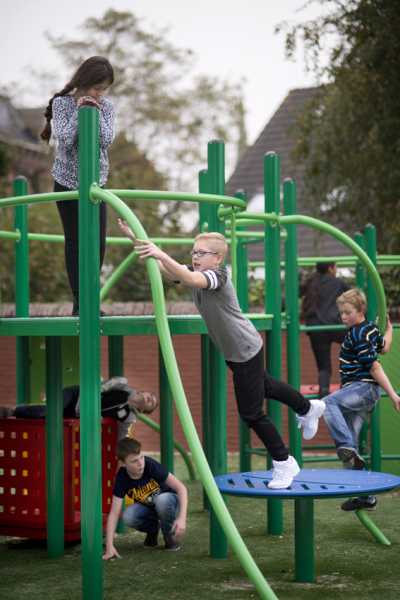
[301,262,349,398]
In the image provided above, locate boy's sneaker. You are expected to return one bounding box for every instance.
[337,446,366,470]
[268,455,300,489]
[144,531,159,547]
[163,533,181,551]
[297,399,326,440]
[341,496,377,511]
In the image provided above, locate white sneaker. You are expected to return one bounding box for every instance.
[268,456,300,489]
[297,399,326,440]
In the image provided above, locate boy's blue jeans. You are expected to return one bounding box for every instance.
[323,381,381,450]
[122,492,179,536]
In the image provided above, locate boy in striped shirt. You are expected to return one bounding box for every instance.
[323,288,400,510]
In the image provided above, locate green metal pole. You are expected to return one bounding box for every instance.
[355,509,391,545]
[201,334,211,510]
[199,169,211,510]
[107,334,126,535]
[235,194,252,473]
[294,498,315,582]
[354,233,366,290]
[159,344,174,473]
[78,106,103,600]
[14,177,30,405]
[283,179,302,464]
[108,336,124,378]
[207,140,228,558]
[354,233,368,455]
[45,336,64,557]
[264,152,283,535]
[364,224,381,472]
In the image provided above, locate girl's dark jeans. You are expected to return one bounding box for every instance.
[54,180,107,310]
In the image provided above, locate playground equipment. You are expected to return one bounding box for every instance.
[0,104,399,599]
[215,468,400,582]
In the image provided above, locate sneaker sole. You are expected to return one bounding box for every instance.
[337,447,365,469]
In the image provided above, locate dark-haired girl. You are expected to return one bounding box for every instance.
[41,56,115,315]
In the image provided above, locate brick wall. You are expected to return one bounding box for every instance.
[0,333,340,451]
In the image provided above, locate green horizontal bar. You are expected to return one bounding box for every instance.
[0,314,272,337]
[0,190,77,209]
[301,324,346,332]
[0,230,195,247]
[109,188,246,210]
[0,317,79,336]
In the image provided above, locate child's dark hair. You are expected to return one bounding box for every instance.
[116,438,141,461]
[316,261,335,274]
[40,56,114,143]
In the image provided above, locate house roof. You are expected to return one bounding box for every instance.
[0,96,47,154]
[226,87,350,259]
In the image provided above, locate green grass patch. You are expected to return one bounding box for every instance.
[1,456,399,600]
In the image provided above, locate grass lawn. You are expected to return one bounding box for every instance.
[1,455,399,600]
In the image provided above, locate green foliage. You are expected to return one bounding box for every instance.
[277,0,400,253]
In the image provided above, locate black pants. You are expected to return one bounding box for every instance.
[226,348,310,461]
[308,331,345,397]
[54,181,107,306]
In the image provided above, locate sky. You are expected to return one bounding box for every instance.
[0,0,327,145]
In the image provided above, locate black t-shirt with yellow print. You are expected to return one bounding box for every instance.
[113,456,174,507]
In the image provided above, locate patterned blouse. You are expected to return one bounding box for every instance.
[51,95,115,189]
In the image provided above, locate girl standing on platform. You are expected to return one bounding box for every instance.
[41,56,115,315]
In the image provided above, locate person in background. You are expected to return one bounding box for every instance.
[301,262,349,398]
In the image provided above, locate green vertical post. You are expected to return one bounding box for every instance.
[283,179,302,464]
[264,152,283,535]
[108,336,124,377]
[364,224,380,471]
[294,498,315,582]
[108,335,126,533]
[78,106,103,600]
[14,177,30,405]
[354,233,366,290]
[199,169,211,510]
[354,233,368,455]
[201,334,211,510]
[207,140,228,558]
[45,336,64,557]
[235,193,252,472]
[159,344,174,472]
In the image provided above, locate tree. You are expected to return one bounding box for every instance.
[277,0,400,253]
[47,9,248,191]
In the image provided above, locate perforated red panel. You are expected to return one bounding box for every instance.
[0,418,117,540]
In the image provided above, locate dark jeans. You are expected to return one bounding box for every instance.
[226,348,310,461]
[54,181,107,307]
[308,330,345,397]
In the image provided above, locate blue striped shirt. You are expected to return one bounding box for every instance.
[339,320,384,386]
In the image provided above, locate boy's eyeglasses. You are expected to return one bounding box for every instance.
[190,250,218,258]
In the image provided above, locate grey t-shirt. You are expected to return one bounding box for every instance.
[191,266,262,363]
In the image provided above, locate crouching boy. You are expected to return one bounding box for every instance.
[103,438,188,559]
